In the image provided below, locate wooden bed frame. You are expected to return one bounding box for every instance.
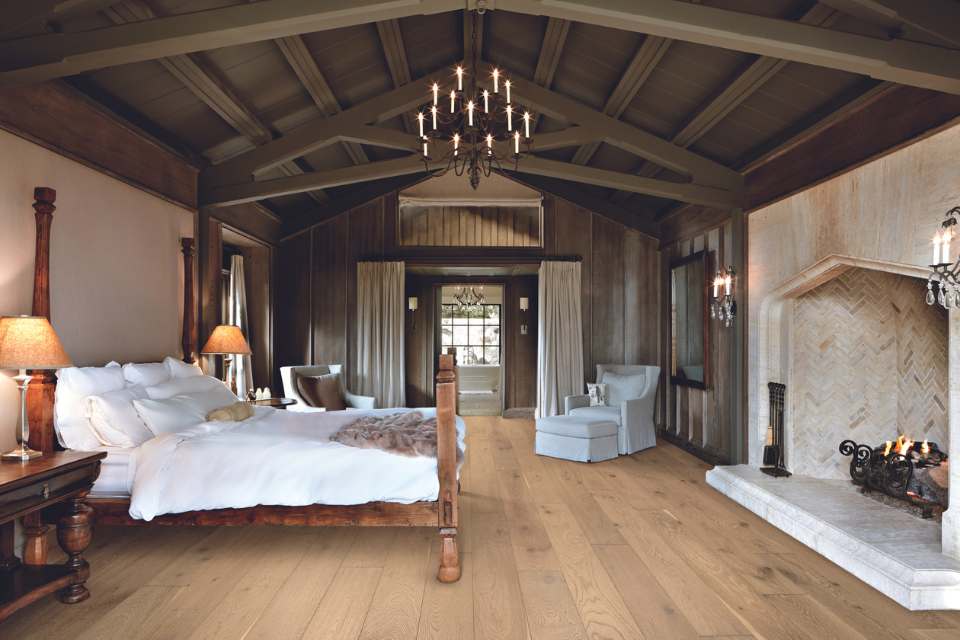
[23,188,461,583]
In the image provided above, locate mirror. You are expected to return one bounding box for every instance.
[670,250,710,388]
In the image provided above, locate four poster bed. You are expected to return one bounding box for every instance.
[22,188,461,584]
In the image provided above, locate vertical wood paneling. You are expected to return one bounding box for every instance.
[549,198,594,380]
[277,231,311,373]
[312,215,349,368]
[346,201,385,386]
[398,205,540,247]
[592,215,625,370]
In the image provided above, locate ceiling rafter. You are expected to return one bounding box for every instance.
[104,1,327,203]
[480,60,742,191]
[375,18,417,135]
[613,3,840,204]
[503,0,960,95]
[272,33,369,165]
[570,34,671,166]
[529,17,570,133]
[0,0,113,36]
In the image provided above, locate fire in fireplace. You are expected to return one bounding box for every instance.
[839,436,949,519]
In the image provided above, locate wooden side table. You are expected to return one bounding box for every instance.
[0,451,105,622]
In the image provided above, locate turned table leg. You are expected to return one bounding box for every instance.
[22,512,49,566]
[57,494,93,604]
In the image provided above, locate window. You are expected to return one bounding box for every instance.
[441,304,501,365]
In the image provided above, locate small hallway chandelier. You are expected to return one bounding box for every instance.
[926,206,960,308]
[414,8,535,189]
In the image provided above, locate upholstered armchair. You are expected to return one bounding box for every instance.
[280,365,376,412]
[564,364,660,454]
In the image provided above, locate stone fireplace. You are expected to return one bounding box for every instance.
[708,255,960,610]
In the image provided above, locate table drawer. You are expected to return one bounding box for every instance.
[0,466,96,521]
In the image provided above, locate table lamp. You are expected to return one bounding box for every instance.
[0,316,72,461]
[201,324,251,393]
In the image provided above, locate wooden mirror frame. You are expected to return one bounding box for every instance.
[669,249,711,390]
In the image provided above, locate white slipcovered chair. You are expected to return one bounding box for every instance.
[564,364,660,454]
[280,364,376,412]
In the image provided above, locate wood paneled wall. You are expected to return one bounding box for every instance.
[660,214,744,464]
[399,205,541,247]
[276,190,660,411]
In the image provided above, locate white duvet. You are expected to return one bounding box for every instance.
[128,407,466,521]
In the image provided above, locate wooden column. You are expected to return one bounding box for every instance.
[27,187,58,455]
[181,238,197,363]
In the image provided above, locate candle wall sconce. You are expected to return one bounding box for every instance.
[711,267,736,328]
[926,206,960,309]
[408,296,419,328]
[519,297,529,335]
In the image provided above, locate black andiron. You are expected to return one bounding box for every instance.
[839,438,948,517]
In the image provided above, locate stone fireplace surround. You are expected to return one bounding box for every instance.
[708,254,960,610]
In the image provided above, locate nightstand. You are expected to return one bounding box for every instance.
[0,451,105,622]
[251,397,297,410]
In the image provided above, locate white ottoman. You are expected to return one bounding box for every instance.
[535,415,619,463]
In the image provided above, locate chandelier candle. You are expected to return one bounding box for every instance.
[413,10,534,189]
[926,207,960,309]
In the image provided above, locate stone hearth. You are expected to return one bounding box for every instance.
[707,466,960,610]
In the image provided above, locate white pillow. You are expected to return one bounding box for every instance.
[85,386,154,448]
[599,372,647,406]
[133,396,207,436]
[55,362,125,449]
[145,375,228,400]
[134,388,238,436]
[164,356,203,379]
[123,362,171,387]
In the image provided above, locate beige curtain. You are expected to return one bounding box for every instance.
[537,261,584,417]
[227,254,254,400]
[356,261,406,408]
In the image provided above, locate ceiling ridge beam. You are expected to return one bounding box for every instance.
[202,61,460,188]
[819,0,960,47]
[343,124,596,153]
[500,0,960,95]
[0,0,462,86]
[479,59,742,191]
[273,33,368,165]
[105,1,327,203]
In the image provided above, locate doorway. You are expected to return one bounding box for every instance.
[440,284,503,415]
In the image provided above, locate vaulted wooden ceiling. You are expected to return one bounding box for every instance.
[2,0,959,237]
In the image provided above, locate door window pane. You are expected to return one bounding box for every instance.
[441,303,501,365]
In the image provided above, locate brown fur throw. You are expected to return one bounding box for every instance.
[331,411,462,461]
[206,401,254,422]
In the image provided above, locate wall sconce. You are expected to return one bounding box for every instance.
[519,297,529,335]
[408,296,418,328]
[711,267,736,328]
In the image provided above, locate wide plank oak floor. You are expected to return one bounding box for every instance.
[5,416,960,639]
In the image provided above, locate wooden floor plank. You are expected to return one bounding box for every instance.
[6,418,958,640]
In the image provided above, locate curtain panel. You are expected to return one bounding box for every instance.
[356,261,406,408]
[537,261,584,417]
[227,254,254,400]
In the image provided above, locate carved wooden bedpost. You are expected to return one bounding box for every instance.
[26,187,58,455]
[181,238,197,363]
[435,353,461,583]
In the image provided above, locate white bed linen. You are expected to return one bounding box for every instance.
[90,447,136,497]
[128,407,466,521]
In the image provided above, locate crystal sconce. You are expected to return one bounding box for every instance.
[711,267,736,328]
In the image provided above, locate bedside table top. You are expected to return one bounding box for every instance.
[251,397,297,408]
[0,451,106,491]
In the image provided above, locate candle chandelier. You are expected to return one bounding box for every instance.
[415,9,534,189]
[926,207,960,309]
[453,285,486,309]
[711,267,736,328]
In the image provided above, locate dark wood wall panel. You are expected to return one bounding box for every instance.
[400,205,541,247]
[276,231,312,379]
[276,190,661,412]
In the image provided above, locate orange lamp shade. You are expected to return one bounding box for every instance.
[0,316,72,370]
[201,325,252,355]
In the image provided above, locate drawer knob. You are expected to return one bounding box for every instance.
[41,483,50,500]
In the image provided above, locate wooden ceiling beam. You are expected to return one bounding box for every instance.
[479,60,742,191]
[204,155,439,207]
[502,0,960,94]
[202,62,456,188]
[819,0,960,47]
[273,33,368,165]
[0,0,113,36]
[341,124,596,154]
[529,17,570,132]
[571,34,672,166]
[612,4,839,204]
[0,0,462,86]
[519,156,740,208]
[104,1,327,203]
[376,18,416,134]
